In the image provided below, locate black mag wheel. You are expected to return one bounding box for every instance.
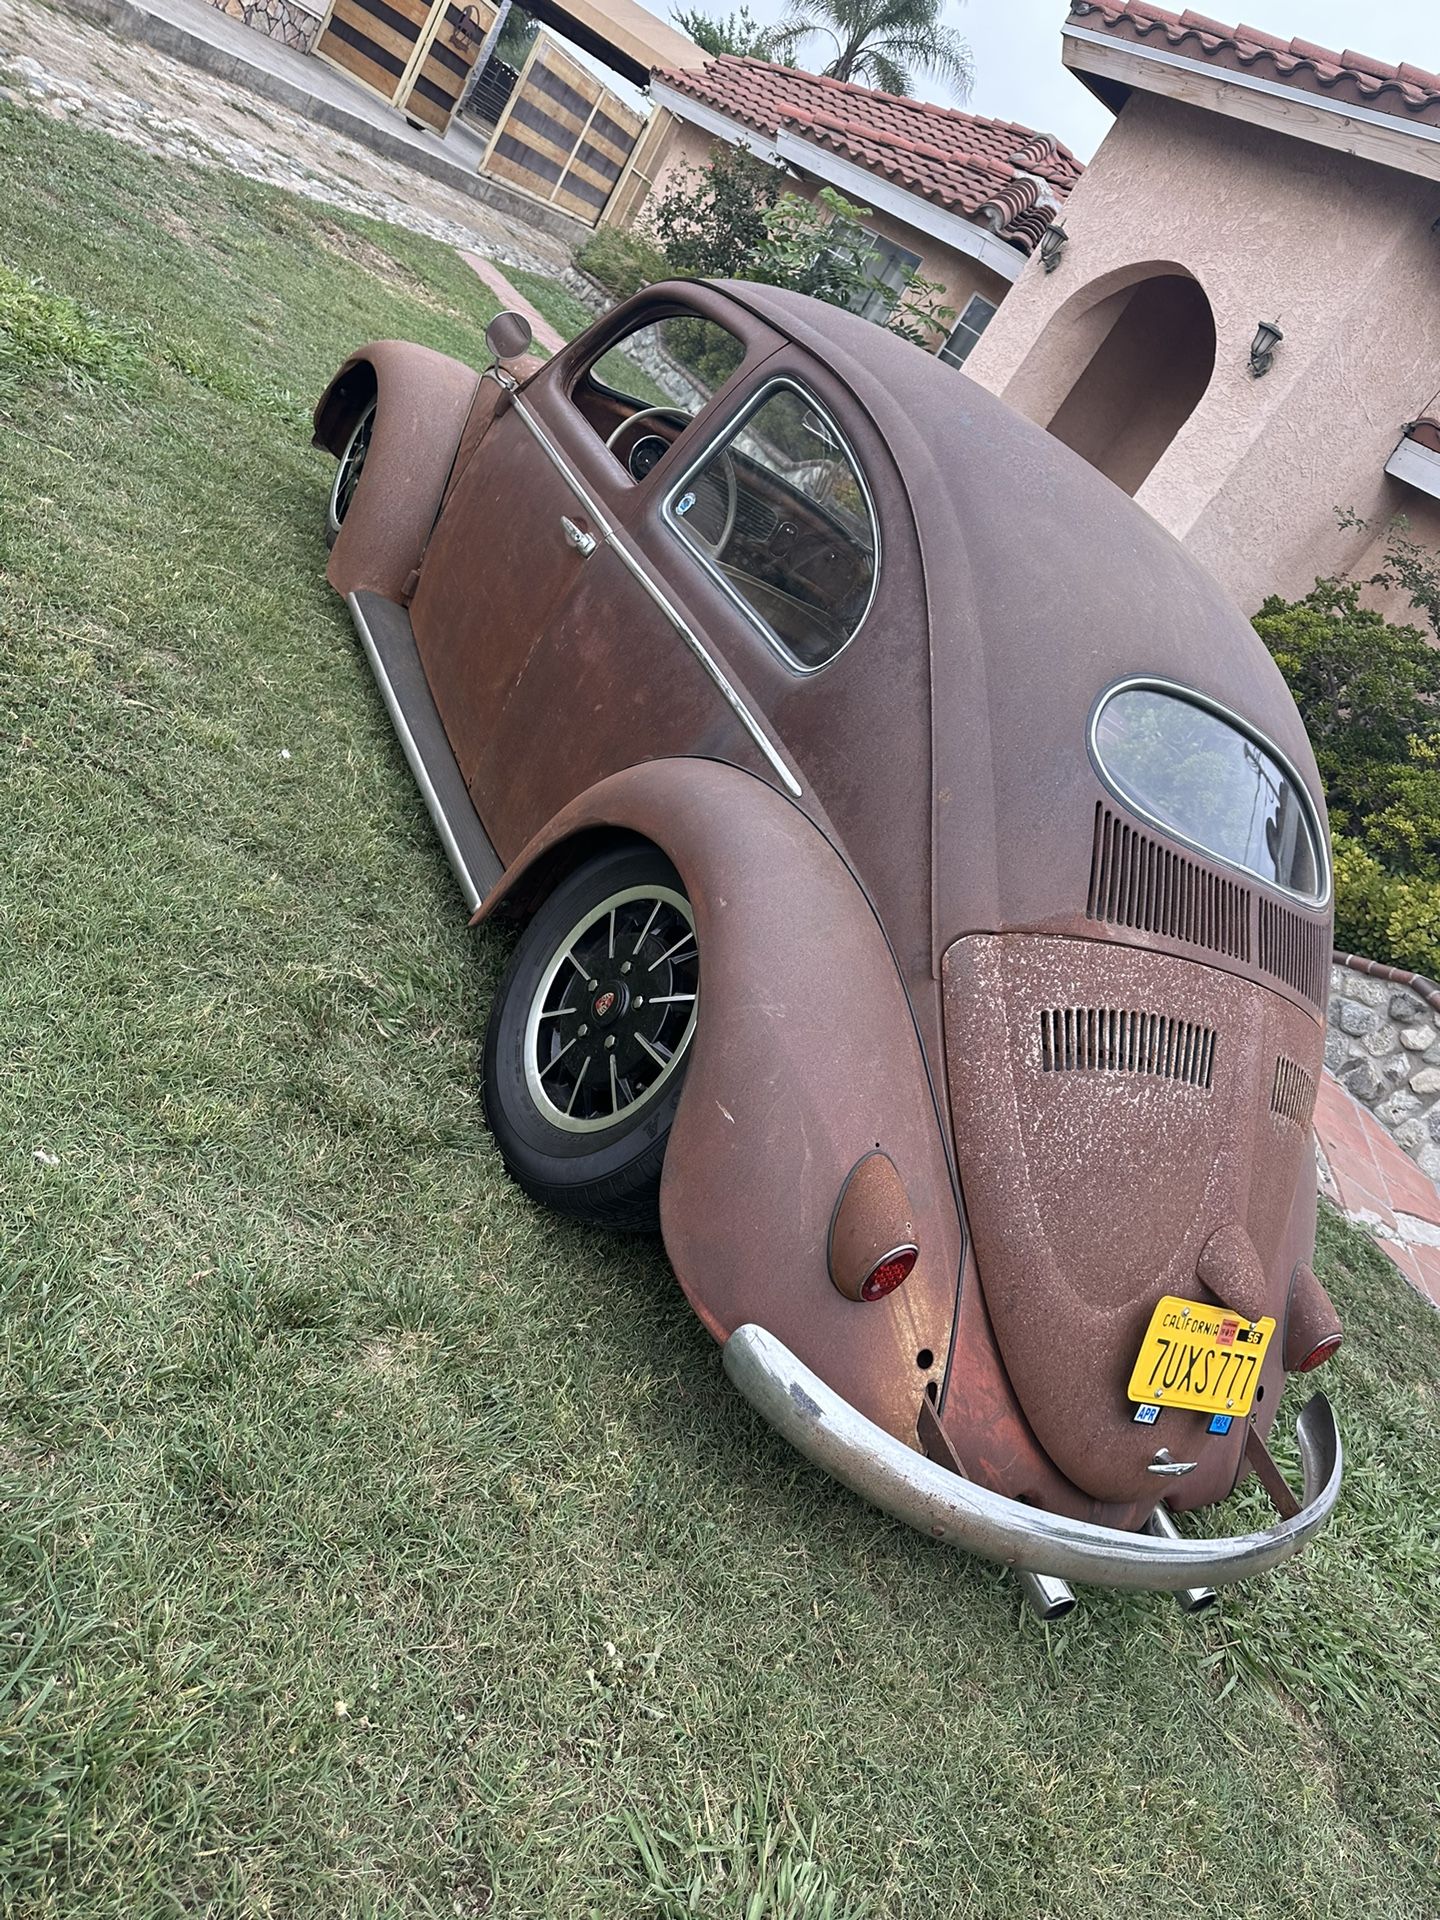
[325,398,375,548]
[482,845,699,1229]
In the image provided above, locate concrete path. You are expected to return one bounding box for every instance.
[0,0,574,269]
[1315,1072,1440,1308]
[459,253,568,353]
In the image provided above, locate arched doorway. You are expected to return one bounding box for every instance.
[1042,272,1216,496]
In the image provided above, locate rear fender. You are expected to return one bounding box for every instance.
[474,760,962,1445]
[314,340,481,603]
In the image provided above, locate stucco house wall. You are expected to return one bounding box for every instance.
[965,91,1440,617]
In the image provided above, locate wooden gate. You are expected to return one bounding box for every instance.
[314,0,496,135]
[481,32,643,225]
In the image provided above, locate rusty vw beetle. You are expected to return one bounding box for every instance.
[313,280,1342,1616]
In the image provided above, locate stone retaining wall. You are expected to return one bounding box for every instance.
[1326,964,1440,1181]
[207,0,322,54]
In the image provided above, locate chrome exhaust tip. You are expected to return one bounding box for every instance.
[1019,1570,1077,1621]
[1144,1506,1219,1614]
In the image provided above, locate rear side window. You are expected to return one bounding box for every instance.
[665,383,878,671]
[1092,682,1327,901]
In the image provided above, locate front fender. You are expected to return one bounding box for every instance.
[474,760,963,1446]
[314,340,481,604]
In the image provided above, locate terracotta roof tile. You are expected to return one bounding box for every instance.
[1068,2,1440,127]
[652,55,1080,252]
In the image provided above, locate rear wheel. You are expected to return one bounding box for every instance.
[482,846,699,1229]
[325,398,375,548]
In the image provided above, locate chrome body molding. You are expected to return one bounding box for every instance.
[509,392,803,800]
[722,1323,1342,1593]
[346,591,485,912]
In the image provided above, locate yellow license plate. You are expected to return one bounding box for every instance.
[1126,1295,1275,1418]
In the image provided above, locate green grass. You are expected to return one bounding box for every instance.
[502,263,601,344]
[2,101,1440,1920]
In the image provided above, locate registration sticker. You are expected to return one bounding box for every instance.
[1208,1413,1234,1436]
[1133,1403,1161,1425]
[1126,1296,1276,1419]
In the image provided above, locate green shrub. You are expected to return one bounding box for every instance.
[1255,580,1440,980]
[574,225,671,302]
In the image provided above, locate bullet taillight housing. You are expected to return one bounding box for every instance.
[1283,1263,1343,1373]
[828,1150,918,1301]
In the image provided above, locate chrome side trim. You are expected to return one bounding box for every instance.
[723,1323,1342,1593]
[346,592,484,912]
[509,392,803,800]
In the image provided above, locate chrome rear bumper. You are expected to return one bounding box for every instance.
[722,1324,1341,1593]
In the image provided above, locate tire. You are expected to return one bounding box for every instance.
[325,398,375,550]
[482,845,699,1230]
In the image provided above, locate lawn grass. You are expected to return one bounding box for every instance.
[2,100,1440,1920]
[501,263,602,345]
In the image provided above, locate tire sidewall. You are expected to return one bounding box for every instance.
[326,398,376,545]
[482,846,692,1192]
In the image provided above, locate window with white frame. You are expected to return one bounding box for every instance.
[939,294,998,368]
[850,232,923,324]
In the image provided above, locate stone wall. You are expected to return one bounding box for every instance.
[206,0,323,54]
[1326,964,1440,1181]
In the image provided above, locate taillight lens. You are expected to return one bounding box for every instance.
[1295,1332,1342,1372]
[859,1245,918,1302]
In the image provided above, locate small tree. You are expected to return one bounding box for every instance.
[750,188,955,346]
[646,143,785,280]
[670,5,798,58]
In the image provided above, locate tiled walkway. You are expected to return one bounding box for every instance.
[1314,1072,1440,1308]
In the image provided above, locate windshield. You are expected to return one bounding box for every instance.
[1092,684,1326,901]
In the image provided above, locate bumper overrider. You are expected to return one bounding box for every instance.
[723,1325,1342,1594]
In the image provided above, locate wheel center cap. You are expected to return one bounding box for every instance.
[592,984,627,1023]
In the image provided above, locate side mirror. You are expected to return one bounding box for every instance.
[485,309,533,365]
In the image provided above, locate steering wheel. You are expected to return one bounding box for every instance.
[605,405,738,556]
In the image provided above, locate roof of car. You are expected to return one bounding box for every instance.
[703,278,1321,800]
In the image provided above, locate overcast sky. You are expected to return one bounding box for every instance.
[731,0,1440,159]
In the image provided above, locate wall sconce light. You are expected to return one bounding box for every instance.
[1038,220,1068,273]
[1249,319,1283,378]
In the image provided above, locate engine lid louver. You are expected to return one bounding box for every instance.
[1271,1054,1317,1129]
[1088,805,1250,961]
[1039,1007,1217,1089]
[1088,804,1328,1011]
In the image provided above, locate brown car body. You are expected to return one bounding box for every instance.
[313,280,1342,1609]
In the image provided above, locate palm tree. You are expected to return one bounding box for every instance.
[776,0,972,99]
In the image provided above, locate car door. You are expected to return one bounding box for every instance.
[409,392,594,792]
[459,292,796,860]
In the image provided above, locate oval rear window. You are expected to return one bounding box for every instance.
[1092,683,1327,902]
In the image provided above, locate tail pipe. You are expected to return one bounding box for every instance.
[1144,1506,1219,1614]
[1018,1570,1077,1621]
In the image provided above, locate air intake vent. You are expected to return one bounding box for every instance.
[1087,806,1250,961]
[1257,898,1328,1007]
[1039,1008,1217,1088]
[1271,1055,1317,1130]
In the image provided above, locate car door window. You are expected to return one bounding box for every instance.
[580,314,745,480]
[664,381,878,671]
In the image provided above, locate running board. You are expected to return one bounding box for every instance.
[346,590,504,913]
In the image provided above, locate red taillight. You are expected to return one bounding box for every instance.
[859,1245,918,1302]
[1295,1332,1342,1372]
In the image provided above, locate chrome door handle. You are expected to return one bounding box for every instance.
[559,515,596,557]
